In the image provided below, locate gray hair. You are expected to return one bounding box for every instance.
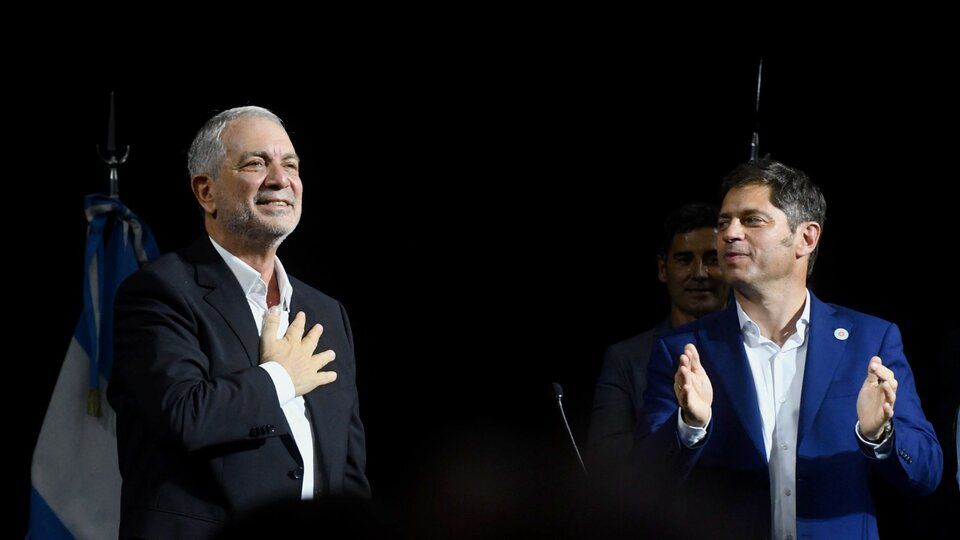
[187,106,284,179]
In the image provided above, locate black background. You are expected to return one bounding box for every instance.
[14,48,959,537]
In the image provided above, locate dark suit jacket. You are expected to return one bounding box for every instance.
[588,319,670,480]
[108,236,370,539]
[636,292,942,539]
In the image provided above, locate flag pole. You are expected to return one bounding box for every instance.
[750,58,763,162]
[97,91,130,200]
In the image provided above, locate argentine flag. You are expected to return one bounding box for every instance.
[29,194,159,539]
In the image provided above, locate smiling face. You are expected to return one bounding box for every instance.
[658,226,728,321]
[717,183,806,291]
[200,115,303,247]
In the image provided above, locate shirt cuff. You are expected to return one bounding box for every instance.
[856,420,893,459]
[677,407,710,448]
[260,361,296,406]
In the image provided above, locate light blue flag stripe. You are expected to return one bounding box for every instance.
[29,194,159,539]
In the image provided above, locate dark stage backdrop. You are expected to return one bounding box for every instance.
[15,52,959,536]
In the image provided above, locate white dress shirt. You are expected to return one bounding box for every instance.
[738,291,810,540]
[209,236,315,500]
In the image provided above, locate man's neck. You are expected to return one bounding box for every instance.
[735,280,807,347]
[208,228,278,286]
[266,272,282,309]
[669,306,697,328]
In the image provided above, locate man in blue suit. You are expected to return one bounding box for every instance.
[636,158,942,539]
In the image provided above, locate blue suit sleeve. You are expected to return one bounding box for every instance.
[869,323,943,495]
[635,336,708,485]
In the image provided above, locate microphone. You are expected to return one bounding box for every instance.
[551,382,587,477]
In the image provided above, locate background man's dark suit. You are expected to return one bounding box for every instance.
[587,319,673,535]
[588,319,670,477]
[109,236,370,538]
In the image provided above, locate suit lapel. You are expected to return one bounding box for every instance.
[185,236,328,482]
[184,236,261,367]
[797,292,851,447]
[701,302,767,464]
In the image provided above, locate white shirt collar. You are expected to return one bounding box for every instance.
[735,289,811,350]
[207,236,292,311]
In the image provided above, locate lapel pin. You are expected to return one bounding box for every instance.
[834,328,849,341]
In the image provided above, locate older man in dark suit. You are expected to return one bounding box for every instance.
[109,106,369,539]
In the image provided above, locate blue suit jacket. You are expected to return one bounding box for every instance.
[636,291,942,539]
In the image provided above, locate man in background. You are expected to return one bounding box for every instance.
[588,203,727,488]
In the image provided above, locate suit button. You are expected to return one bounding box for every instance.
[267,425,277,434]
[249,427,261,437]
[289,467,304,480]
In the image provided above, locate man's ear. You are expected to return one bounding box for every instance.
[657,255,668,283]
[797,221,821,257]
[192,175,217,217]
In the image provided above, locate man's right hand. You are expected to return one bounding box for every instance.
[260,308,337,396]
[674,343,713,427]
